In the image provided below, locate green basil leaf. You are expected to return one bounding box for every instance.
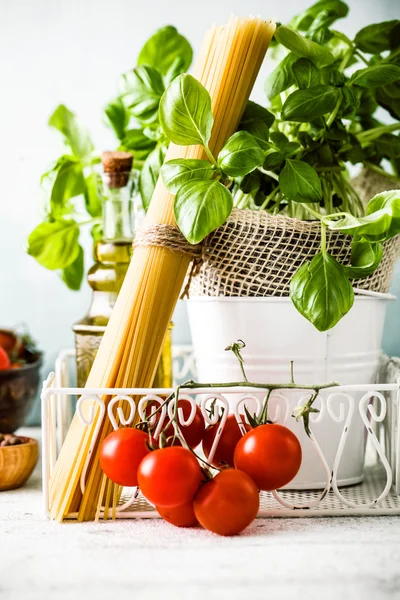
[84,172,103,218]
[290,1,349,31]
[159,74,213,147]
[163,56,187,87]
[270,132,289,147]
[390,23,400,50]
[120,129,156,159]
[282,85,341,122]
[120,65,165,124]
[366,190,400,239]
[137,26,193,76]
[238,170,262,195]
[161,159,214,194]
[104,97,129,141]
[325,191,400,242]
[283,142,301,157]
[139,145,167,210]
[342,87,359,113]
[270,132,300,156]
[290,251,354,332]
[61,245,84,291]
[218,131,265,178]
[376,85,400,120]
[49,157,85,217]
[48,105,93,160]
[274,26,335,68]
[375,134,400,159]
[240,101,275,128]
[280,159,322,203]
[349,64,400,88]
[310,26,333,46]
[354,21,400,54]
[241,121,270,150]
[292,58,320,89]
[306,9,336,44]
[342,240,383,279]
[263,151,284,169]
[27,219,80,270]
[174,179,233,244]
[264,53,296,100]
[324,68,345,87]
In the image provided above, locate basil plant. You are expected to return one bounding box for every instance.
[27,26,193,291]
[159,73,400,332]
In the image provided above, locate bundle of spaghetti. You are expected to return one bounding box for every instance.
[49,15,276,522]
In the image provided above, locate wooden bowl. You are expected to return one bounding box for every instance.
[0,437,38,491]
[0,355,42,433]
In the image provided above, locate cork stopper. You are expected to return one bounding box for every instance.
[102,151,133,188]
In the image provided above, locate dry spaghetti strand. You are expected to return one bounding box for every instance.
[49,16,275,522]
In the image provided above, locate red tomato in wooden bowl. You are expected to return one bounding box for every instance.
[234,424,302,491]
[0,347,11,371]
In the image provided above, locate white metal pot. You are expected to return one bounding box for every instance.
[187,294,394,489]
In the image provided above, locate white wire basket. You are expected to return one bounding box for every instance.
[41,349,400,519]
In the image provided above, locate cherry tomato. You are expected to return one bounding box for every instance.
[157,502,198,528]
[99,428,153,487]
[138,446,202,507]
[202,414,252,468]
[145,399,205,448]
[0,347,10,370]
[234,424,302,491]
[0,330,17,353]
[194,469,259,536]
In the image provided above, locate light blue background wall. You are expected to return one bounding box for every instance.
[0,0,399,424]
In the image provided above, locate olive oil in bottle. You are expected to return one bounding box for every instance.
[73,151,173,388]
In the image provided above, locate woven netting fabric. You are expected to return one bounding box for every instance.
[188,208,400,297]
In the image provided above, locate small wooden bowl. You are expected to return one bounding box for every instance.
[0,437,38,491]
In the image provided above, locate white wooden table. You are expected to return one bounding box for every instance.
[1,427,400,600]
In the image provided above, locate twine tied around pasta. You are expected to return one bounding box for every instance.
[133,225,205,298]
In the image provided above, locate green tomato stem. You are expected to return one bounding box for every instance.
[179,378,338,392]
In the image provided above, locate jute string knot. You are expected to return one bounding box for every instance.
[133,224,205,298]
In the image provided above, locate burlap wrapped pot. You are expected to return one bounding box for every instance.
[187,208,400,298]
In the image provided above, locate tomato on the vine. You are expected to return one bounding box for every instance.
[99,428,153,487]
[234,424,302,491]
[202,414,252,468]
[145,399,205,449]
[157,502,198,528]
[138,446,202,507]
[194,469,259,536]
[0,347,10,371]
